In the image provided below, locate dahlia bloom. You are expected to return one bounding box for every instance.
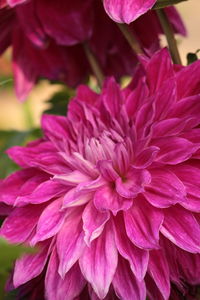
[1,49,200,299]
[0,1,185,100]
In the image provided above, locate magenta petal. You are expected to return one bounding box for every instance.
[155,137,199,165]
[103,0,156,23]
[31,198,65,245]
[82,201,110,245]
[124,197,163,249]
[113,256,146,300]
[13,241,51,287]
[146,48,174,94]
[57,209,85,277]
[94,185,132,214]
[0,204,44,243]
[161,206,200,253]
[15,180,66,206]
[46,250,86,300]
[113,216,149,280]
[7,0,27,6]
[116,167,151,198]
[36,0,93,46]
[79,224,118,299]
[144,168,186,208]
[148,250,170,300]
[134,146,159,169]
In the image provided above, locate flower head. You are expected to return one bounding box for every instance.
[0,1,185,100]
[1,49,200,299]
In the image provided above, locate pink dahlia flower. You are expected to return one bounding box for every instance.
[1,49,200,299]
[0,1,185,100]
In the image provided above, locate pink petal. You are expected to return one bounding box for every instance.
[54,171,91,186]
[134,146,159,169]
[31,198,65,245]
[103,0,156,23]
[57,208,85,277]
[116,167,151,198]
[94,185,132,215]
[0,204,44,243]
[7,0,27,6]
[113,216,149,280]
[146,48,174,94]
[144,168,186,208]
[148,250,170,300]
[97,160,119,182]
[124,197,163,249]
[82,201,110,245]
[113,256,146,300]
[46,250,86,300]
[62,188,91,208]
[154,137,199,165]
[15,180,66,206]
[102,77,122,116]
[79,224,118,299]
[13,241,51,287]
[161,206,200,253]
[176,59,200,99]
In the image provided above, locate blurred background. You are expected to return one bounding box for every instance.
[0,0,199,132]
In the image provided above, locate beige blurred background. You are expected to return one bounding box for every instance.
[0,0,199,131]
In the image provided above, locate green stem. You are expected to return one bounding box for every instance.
[83,43,104,88]
[156,9,182,65]
[117,23,143,55]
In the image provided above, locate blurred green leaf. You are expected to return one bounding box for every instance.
[44,88,74,116]
[153,0,187,9]
[187,49,200,65]
[0,128,42,179]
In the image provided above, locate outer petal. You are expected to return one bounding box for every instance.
[79,224,118,299]
[103,0,156,23]
[57,208,85,278]
[113,215,149,280]
[45,250,86,300]
[148,250,170,300]
[113,256,146,300]
[124,197,163,249]
[161,206,200,253]
[31,198,65,245]
[0,204,45,243]
[13,241,51,287]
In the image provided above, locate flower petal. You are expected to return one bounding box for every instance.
[46,250,86,300]
[31,198,65,245]
[103,0,156,23]
[113,215,149,280]
[148,250,170,300]
[144,168,186,208]
[124,197,163,249]
[79,224,118,299]
[94,185,132,214]
[113,256,146,300]
[57,208,85,278]
[82,201,110,245]
[161,206,200,253]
